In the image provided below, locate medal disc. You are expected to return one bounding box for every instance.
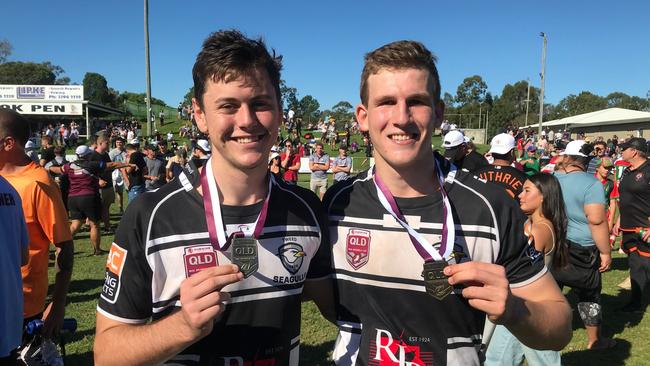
[422,260,452,300]
[231,237,259,278]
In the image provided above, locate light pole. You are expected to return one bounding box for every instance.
[525,78,530,126]
[538,32,547,138]
[144,0,152,137]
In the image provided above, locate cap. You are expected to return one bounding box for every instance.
[196,139,211,153]
[595,157,614,169]
[527,145,537,152]
[488,133,515,155]
[130,138,140,145]
[75,145,92,157]
[619,137,647,154]
[561,140,588,157]
[443,130,467,149]
[269,152,280,162]
[24,140,36,150]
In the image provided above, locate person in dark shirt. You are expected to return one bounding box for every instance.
[91,134,116,233]
[442,130,488,172]
[124,143,148,204]
[156,140,175,163]
[475,133,527,201]
[39,135,55,167]
[613,137,650,312]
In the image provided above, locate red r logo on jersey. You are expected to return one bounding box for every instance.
[346,229,371,270]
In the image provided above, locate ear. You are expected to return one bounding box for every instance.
[192,98,209,135]
[355,103,369,132]
[433,100,445,129]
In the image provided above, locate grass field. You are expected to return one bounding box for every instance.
[43,118,649,365]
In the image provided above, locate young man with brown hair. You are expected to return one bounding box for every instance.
[323,40,571,365]
[94,30,330,365]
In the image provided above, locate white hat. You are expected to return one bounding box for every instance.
[24,140,36,150]
[130,138,140,145]
[561,140,587,157]
[75,145,92,157]
[269,152,280,162]
[196,139,211,152]
[488,133,515,155]
[443,130,467,149]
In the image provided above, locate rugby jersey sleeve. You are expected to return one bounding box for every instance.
[97,201,153,323]
[495,199,546,288]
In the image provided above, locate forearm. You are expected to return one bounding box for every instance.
[504,290,572,350]
[51,242,74,312]
[94,311,198,366]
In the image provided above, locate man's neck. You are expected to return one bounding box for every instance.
[204,157,269,206]
[0,151,32,175]
[492,159,511,167]
[629,156,647,170]
[373,154,438,198]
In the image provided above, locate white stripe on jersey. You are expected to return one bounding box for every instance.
[227,287,303,304]
[447,335,482,344]
[333,329,361,366]
[334,272,426,293]
[96,306,148,324]
[331,214,496,235]
[148,232,209,247]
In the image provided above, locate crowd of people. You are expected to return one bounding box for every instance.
[1,29,648,366]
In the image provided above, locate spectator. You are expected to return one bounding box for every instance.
[156,140,174,163]
[613,137,650,312]
[332,145,352,183]
[475,133,527,200]
[442,130,488,172]
[92,134,116,234]
[553,140,616,349]
[280,140,300,185]
[520,145,540,176]
[309,141,330,199]
[24,140,39,163]
[123,143,148,204]
[45,146,70,211]
[109,137,127,214]
[143,145,166,191]
[587,141,608,175]
[0,176,29,365]
[165,148,187,181]
[0,109,74,354]
[487,173,569,366]
[190,139,211,168]
[268,152,282,178]
[40,136,56,166]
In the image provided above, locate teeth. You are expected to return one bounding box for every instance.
[390,134,413,141]
[235,136,260,143]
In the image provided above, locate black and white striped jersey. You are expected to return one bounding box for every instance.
[97,166,329,366]
[323,158,546,366]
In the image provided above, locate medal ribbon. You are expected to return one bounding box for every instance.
[200,157,273,250]
[373,155,456,262]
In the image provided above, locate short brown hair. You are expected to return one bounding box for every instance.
[192,29,283,108]
[0,108,30,145]
[360,40,441,106]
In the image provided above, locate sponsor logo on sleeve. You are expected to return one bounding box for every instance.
[101,243,128,304]
[183,245,218,277]
[346,228,370,270]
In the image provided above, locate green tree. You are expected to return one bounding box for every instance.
[0,62,56,84]
[280,80,299,112]
[299,95,320,124]
[83,72,113,106]
[183,86,195,106]
[0,39,12,64]
[330,101,354,129]
[455,75,488,106]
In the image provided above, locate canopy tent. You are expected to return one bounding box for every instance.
[522,108,650,130]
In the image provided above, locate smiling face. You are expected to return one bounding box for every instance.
[192,68,281,173]
[519,180,543,215]
[356,68,443,171]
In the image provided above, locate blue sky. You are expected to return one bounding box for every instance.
[4,0,649,111]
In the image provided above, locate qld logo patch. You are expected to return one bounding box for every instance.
[101,243,128,304]
[277,243,306,274]
[183,245,218,277]
[346,228,371,270]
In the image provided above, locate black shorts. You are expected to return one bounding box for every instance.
[68,194,101,222]
[551,241,602,304]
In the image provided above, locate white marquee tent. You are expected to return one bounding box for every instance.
[522,108,650,130]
